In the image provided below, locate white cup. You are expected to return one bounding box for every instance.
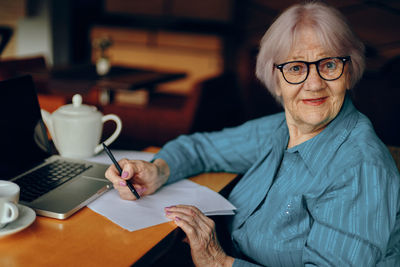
[0,181,20,229]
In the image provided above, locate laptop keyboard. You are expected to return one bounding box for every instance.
[15,160,92,202]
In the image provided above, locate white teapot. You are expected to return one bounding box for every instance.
[41,94,122,159]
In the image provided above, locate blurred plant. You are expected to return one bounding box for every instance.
[92,36,113,58]
[92,36,113,75]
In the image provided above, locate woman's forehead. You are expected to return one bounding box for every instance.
[284,27,336,61]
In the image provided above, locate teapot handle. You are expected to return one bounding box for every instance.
[94,114,122,154]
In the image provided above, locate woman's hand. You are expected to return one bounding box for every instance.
[105,158,169,200]
[165,205,234,267]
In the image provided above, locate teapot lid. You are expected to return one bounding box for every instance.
[57,94,97,115]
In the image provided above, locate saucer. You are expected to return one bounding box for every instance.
[0,204,36,237]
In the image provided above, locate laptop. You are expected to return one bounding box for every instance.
[0,75,112,219]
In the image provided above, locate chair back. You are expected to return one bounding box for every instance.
[0,56,47,79]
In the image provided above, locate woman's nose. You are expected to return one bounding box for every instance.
[304,64,324,90]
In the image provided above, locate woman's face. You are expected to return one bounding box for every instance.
[276,27,349,134]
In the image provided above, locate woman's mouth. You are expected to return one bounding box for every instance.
[302,97,328,106]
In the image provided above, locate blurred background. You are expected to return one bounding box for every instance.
[1,0,399,149]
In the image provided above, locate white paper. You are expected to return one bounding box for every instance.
[88,179,236,232]
[86,150,155,164]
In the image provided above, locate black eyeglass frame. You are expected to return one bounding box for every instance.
[275,56,351,85]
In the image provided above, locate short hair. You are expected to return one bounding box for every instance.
[255,1,365,103]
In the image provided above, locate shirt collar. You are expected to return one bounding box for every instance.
[285,94,359,176]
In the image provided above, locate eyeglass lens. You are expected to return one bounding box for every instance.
[282,58,345,84]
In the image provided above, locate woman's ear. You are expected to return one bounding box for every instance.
[275,87,282,96]
[345,77,351,90]
[345,66,352,90]
[274,76,282,97]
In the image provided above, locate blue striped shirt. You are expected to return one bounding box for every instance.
[154,96,400,266]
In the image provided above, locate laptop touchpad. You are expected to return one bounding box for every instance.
[31,177,110,214]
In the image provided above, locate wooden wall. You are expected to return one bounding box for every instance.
[90,26,224,95]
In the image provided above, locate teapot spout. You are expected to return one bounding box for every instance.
[40,109,57,147]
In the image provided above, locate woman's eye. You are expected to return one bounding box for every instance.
[322,60,337,70]
[288,64,303,73]
[327,62,336,69]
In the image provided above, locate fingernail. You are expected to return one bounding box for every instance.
[166,211,171,215]
[174,216,180,221]
[119,181,126,186]
[121,171,128,178]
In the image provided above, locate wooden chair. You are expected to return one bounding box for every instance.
[0,56,47,80]
[101,84,202,148]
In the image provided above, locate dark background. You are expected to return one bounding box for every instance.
[2,0,400,146]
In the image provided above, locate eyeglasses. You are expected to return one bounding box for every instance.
[275,56,351,84]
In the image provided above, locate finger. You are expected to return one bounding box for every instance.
[172,215,199,244]
[118,159,138,180]
[105,164,126,187]
[114,184,136,200]
[165,207,227,266]
[166,205,211,227]
[117,160,144,186]
[165,205,211,233]
[118,190,136,200]
[123,161,156,193]
[131,185,147,196]
[165,205,202,219]
[120,160,151,186]
[172,215,217,251]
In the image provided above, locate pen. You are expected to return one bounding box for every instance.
[102,143,141,199]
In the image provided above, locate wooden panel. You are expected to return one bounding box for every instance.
[107,44,222,94]
[105,0,165,16]
[252,0,364,11]
[90,27,223,95]
[157,31,223,51]
[90,26,149,45]
[171,0,233,22]
[104,0,232,22]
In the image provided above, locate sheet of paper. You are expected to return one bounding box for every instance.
[88,179,236,232]
[86,150,155,164]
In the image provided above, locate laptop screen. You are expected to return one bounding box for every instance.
[0,75,51,180]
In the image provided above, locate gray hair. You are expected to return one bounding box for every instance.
[255,1,365,102]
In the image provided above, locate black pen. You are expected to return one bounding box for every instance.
[102,143,141,199]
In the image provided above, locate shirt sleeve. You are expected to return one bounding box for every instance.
[303,163,400,266]
[153,116,277,184]
[233,258,264,267]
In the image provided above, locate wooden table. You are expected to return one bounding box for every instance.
[0,152,237,266]
[30,64,186,108]
[31,64,186,92]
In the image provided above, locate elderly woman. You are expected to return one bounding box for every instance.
[105,2,400,266]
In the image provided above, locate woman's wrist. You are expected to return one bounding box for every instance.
[222,255,235,267]
[153,158,170,186]
[213,249,234,267]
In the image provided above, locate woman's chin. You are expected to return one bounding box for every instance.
[300,114,333,130]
